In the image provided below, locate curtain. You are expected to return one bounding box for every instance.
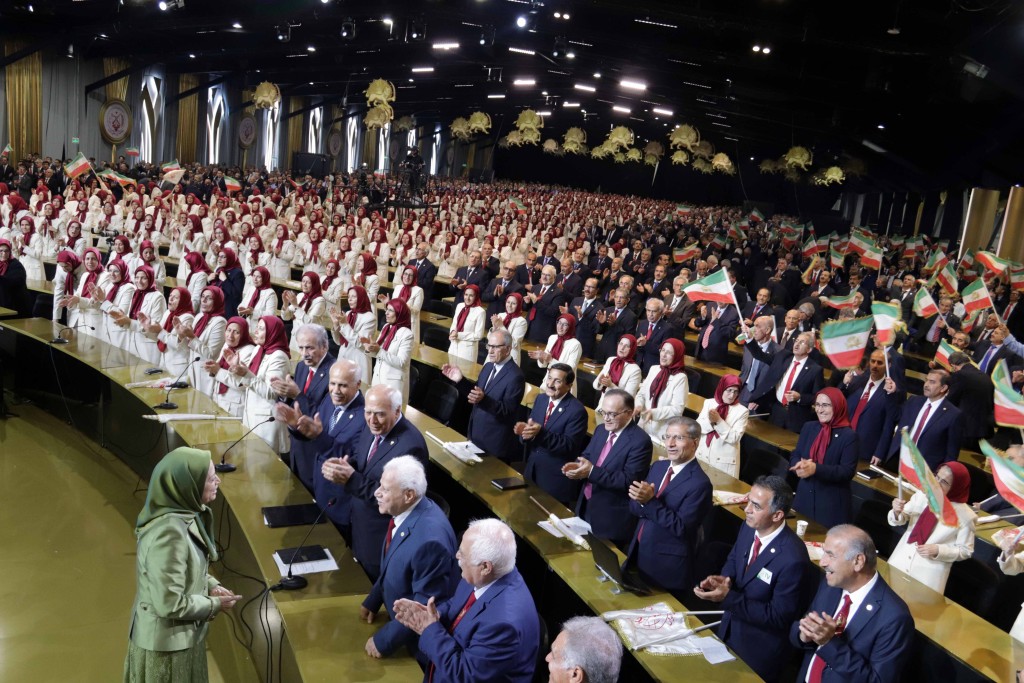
[102,57,130,102]
[4,41,42,159]
[287,96,304,169]
[176,74,198,163]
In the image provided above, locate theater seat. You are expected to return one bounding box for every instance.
[422,327,450,352]
[854,499,901,558]
[739,448,791,486]
[422,379,459,425]
[944,557,1002,622]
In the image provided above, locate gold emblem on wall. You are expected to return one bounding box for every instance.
[99,99,133,145]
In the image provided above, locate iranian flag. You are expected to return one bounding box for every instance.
[675,204,693,217]
[924,249,948,273]
[976,250,1013,275]
[1011,266,1024,292]
[749,207,765,223]
[830,245,845,270]
[161,159,181,172]
[64,152,91,179]
[932,263,958,297]
[822,292,860,310]
[124,146,140,157]
[1,143,11,155]
[932,339,956,370]
[510,197,527,214]
[861,244,884,270]
[99,169,135,188]
[981,439,1024,513]
[681,268,737,305]
[673,242,702,264]
[819,316,874,369]
[161,168,185,187]
[899,430,959,527]
[960,249,976,269]
[802,235,825,258]
[961,308,983,333]
[912,289,939,317]
[710,234,727,250]
[993,360,1024,428]
[782,232,801,249]
[872,301,902,347]
[224,176,242,193]
[847,231,875,256]
[961,278,994,314]
[728,223,747,242]
[902,237,921,260]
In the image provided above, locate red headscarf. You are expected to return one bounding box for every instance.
[503,292,524,328]
[215,247,241,281]
[184,250,212,286]
[0,238,11,276]
[139,239,158,263]
[247,266,272,308]
[128,265,157,319]
[321,259,341,294]
[354,252,377,285]
[648,338,686,408]
[300,271,323,312]
[80,247,104,295]
[607,334,638,387]
[56,250,81,296]
[105,259,130,303]
[65,220,83,250]
[456,285,482,332]
[248,315,289,373]
[549,313,577,361]
[370,228,387,256]
[377,298,411,350]
[706,374,742,447]
[187,214,204,237]
[396,266,418,302]
[807,387,852,464]
[218,316,254,394]
[193,286,225,339]
[907,461,970,545]
[339,285,371,348]
[158,286,194,352]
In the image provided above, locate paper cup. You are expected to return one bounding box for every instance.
[796,520,809,537]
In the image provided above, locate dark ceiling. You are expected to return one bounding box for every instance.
[4,0,1024,192]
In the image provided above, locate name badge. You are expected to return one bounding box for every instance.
[757,567,773,584]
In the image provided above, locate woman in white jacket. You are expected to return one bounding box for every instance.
[369,298,414,406]
[635,338,689,441]
[489,292,528,365]
[387,265,424,348]
[695,374,749,478]
[887,462,976,593]
[282,271,327,352]
[448,284,486,362]
[181,251,212,313]
[178,286,227,397]
[204,315,255,418]
[140,286,195,378]
[529,314,582,395]
[98,259,135,349]
[320,259,348,309]
[593,334,642,398]
[59,247,108,338]
[238,266,278,329]
[117,265,167,365]
[330,285,376,388]
[15,215,49,281]
[267,224,295,280]
[220,315,291,453]
[351,252,380,304]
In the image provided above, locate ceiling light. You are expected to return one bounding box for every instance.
[383,17,393,25]
[488,93,506,99]
[310,81,315,85]
[862,139,888,154]
[412,67,434,73]
[409,78,414,82]
[574,83,596,92]
[553,11,561,18]
[620,79,646,91]
[408,18,427,41]
[321,0,329,4]
[877,124,885,130]
[433,42,459,50]
[634,17,678,29]
[566,50,575,59]
[752,45,761,52]
[307,45,316,52]
[762,47,771,55]
[516,15,528,28]
[275,25,291,42]
[508,46,535,55]
[340,19,356,39]
[711,122,731,128]
[513,78,536,86]
[563,102,580,108]
[188,53,196,58]
[232,22,242,29]
[887,26,901,35]
[538,111,552,116]
[652,107,673,116]
[613,105,631,113]
[593,72,601,79]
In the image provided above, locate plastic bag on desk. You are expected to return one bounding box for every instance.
[602,602,702,656]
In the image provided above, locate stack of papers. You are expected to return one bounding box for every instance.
[712,490,748,506]
[272,548,339,576]
[125,377,173,389]
[538,516,591,540]
[443,440,484,464]
[602,603,733,661]
[142,414,242,423]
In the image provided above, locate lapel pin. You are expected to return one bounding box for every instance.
[389,440,395,445]
[866,604,873,611]
[770,548,776,553]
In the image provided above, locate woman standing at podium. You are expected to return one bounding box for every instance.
[124,447,240,683]
[221,315,291,453]
[330,285,376,387]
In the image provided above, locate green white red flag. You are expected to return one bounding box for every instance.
[1010,266,1024,292]
[924,249,948,273]
[932,339,956,370]
[860,244,884,270]
[749,207,765,222]
[899,430,958,527]
[992,360,1024,428]
[675,204,693,217]
[710,234,727,250]
[1,143,12,155]
[510,197,527,214]
[960,308,983,333]
[981,439,1024,513]
[124,146,140,157]
[976,250,1013,275]
[818,316,874,370]
[161,159,181,172]
[728,223,747,242]
[822,293,859,310]
[64,152,91,179]
[681,268,737,305]
[673,242,701,264]
[930,262,958,297]
[912,289,938,317]
[830,245,845,270]
[847,231,875,257]
[961,278,994,314]
[871,301,902,347]
[224,176,242,193]
[960,249,976,269]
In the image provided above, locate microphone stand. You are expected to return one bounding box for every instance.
[154,356,202,410]
[273,498,336,591]
[215,415,274,473]
[50,321,94,345]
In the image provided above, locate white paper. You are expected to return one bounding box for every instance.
[443,440,484,463]
[712,489,748,506]
[695,636,735,664]
[142,413,243,423]
[538,516,592,539]
[272,547,339,576]
[125,376,173,388]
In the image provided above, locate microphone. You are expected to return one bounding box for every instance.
[50,321,95,344]
[215,415,274,473]
[154,356,202,410]
[274,498,336,591]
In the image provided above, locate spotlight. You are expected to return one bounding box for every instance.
[275,25,290,42]
[516,15,527,28]
[65,43,74,59]
[158,0,183,9]
[479,25,495,46]
[340,19,356,40]
[408,17,427,41]
[553,36,568,58]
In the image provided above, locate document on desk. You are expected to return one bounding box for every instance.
[272,548,339,576]
[444,440,485,463]
[125,377,173,388]
[142,414,244,423]
[694,636,736,664]
[539,516,592,539]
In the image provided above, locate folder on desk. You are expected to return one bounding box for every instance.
[262,504,325,528]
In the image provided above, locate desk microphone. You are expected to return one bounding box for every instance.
[50,321,95,344]
[215,415,274,473]
[273,498,336,591]
[154,356,202,410]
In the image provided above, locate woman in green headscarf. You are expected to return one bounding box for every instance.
[124,447,241,683]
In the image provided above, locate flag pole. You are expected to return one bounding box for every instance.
[883,344,890,379]
[897,471,903,501]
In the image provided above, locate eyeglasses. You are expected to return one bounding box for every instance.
[486,343,508,349]
[936,477,952,487]
[662,433,697,442]
[812,403,833,409]
[597,408,629,419]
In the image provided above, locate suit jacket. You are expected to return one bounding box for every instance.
[569,296,603,359]
[588,254,612,280]
[790,575,914,683]
[417,570,540,683]
[739,339,780,405]
[789,424,859,528]
[594,306,638,362]
[481,277,524,319]
[575,423,653,547]
[555,271,582,299]
[523,394,590,505]
[514,262,542,289]
[525,285,568,342]
[464,360,526,463]
[891,288,916,321]
[947,365,994,440]
[665,293,697,334]
[343,417,429,580]
[362,498,459,656]
[888,396,961,469]
[719,524,817,683]
[1003,300,1024,339]
[309,392,366,527]
[635,317,672,374]
[693,304,740,365]
[290,355,336,490]
[747,346,825,433]
[408,258,438,300]
[973,340,1016,375]
[912,312,961,346]
[453,265,491,304]
[842,374,900,461]
[625,458,712,591]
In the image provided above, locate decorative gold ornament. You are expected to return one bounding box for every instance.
[363,105,391,130]
[514,109,543,145]
[626,148,642,163]
[450,117,472,141]
[605,126,634,151]
[813,166,846,186]
[784,146,813,170]
[693,158,713,174]
[613,151,627,164]
[542,139,561,154]
[712,152,734,174]
[693,140,714,160]
[759,159,781,174]
[467,111,492,134]
[393,116,415,132]
[506,130,525,147]
[668,124,700,151]
[562,127,587,154]
[591,143,612,159]
[253,81,281,110]
[671,150,690,166]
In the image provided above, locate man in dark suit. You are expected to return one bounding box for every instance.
[593,288,638,362]
[515,251,541,289]
[695,475,817,683]
[12,162,34,203]
[598,257,627,301]
[974,324,1015,375]
[276,359,365,542]
[451,249,491,305]
[555,257,583,299]
[790,525,914,683]
[742,287,777,327]
[394,519,539,683]
[972,312,999,346]
[538,241,559,270]
[889,274,918,322]
[635,298,672,374]
[802,269,835,301]
[664,275,698,335]
[739,315,779,405]
[777,309,802,350]
[694,300,740,365]
[270,324,335,490]
[747,332,825,433]
[839,350,901,466]
[948,351,995,451]
[321,384,429,581]
[361,456,459,659]
[0,154,14,185]
[481,260,524,319]
[640,263,671,300]
[1001,290,1024,339]
[887,368,961,470]
[518,363,590,505]
[567,276,603,359]
[407,242,438,303]
[588,243,612,281]
[564,389,652,549]
[442,329,526,463]
[912,296,960,356]
[0,239,29,316]
[480,242,500,279]
[625,416,712,592]
[525,265,567,342]
[545,617,623,683]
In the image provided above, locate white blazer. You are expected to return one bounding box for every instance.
[100,283,136,349]
[887,493,976,593]
[333,310,377,388]
[240,286,278,326]
[371,326,413,406]
[448,304,486,362]
[394,287,424,347]
[494,316,529,366]
[152,311,195,377]
[539,335,582,396]
[268,239,295,280]
[695,398,749,479]
[67,271,111,338]
[187,315,227,398]
[126,291,168,365]
[635,368,689,441]
[592,357,642,398]
[226,349,291,453]
[212,344,256,417]
[185,272,208,313]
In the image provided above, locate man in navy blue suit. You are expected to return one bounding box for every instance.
[567,277,603,359]
[276,359,365,543]
[564,389,652,549]
[746,331,825,433]
[694,300,741,365]
[481,260,524,319]
[452,249,492,305]
[635,298,672,374]
[407,242,438,303]
[695,475,817,683]
[886,368,961,470]
[442,329,526,463]
[393,518,540,683]
[625,416,712,592]
[790,525,914,683]
[526,265,568,342]
[270,323,335,490]
[840,350,900,466]
[321,384,429,581]
[517,363,590,505]
[361,456,458,659]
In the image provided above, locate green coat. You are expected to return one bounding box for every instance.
[127,513,221,652]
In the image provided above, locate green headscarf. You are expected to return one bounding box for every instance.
[136,447,219,561]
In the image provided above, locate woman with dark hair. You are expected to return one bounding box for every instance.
[210,248,245,318]
[788,387,860,528]
[124,447,240,683]
[695,374,749,478]
[222,315,291,452]
[368,298,413,404]
[238,266,277,327]
[205,315,256,418]
[593,334,641,397]
[0,239,28,316]
[448,284,486,361]
[635,338,689,440]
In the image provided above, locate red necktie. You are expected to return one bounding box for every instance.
[701,320,714,349]
[384,518,395,554]
[912,403,931,443]
[544,400,555,425]
[449,591,477,632]
[850,381,873,429]
[637,467,673,541]
[1006,304,1015,322]
[781,360,800,406]
[648,322,654,338]
[303,368,314,393]
[366,434,383,463]
[746,535,762,572]
[584,432,617,499]
[808,595,853,683]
